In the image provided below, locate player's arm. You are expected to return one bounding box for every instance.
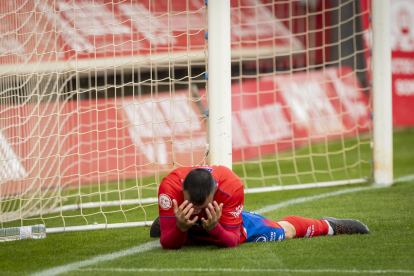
[158,176,188,250]
[159,216,186,250]
[202,185,244,248]
[203,202,240,248]
[207,225,240,248]
[160,199,198,250]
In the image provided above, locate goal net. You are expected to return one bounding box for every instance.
[0,0,372,231]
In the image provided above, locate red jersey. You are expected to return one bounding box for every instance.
[158,165,245,249]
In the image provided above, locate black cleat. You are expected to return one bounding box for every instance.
[320,217,370,235]
[150,217,161,238]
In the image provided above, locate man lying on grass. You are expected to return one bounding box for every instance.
[150,165,370,250]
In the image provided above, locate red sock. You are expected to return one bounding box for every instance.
[281,216,329,238]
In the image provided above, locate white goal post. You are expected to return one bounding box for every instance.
[0,0,392,233]
[207,0,232,169]
[372,0,393,185]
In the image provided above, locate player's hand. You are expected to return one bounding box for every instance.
[201,201,223,231]
[173,199,198,232]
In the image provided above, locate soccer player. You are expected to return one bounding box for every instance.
[151,165,370,250]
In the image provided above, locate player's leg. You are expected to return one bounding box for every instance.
[279,216,370,239]
[276,220,296,239]
[277,216,331,239]
[241,212,336,242]
[150,217,161,238]
[241,211,286,242]
[320,217,370,235]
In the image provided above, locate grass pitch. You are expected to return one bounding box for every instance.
[0,128,413,276]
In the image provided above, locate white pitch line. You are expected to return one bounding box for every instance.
[32,179,411,276]
[394,173,414,183]
[78,267,414,274]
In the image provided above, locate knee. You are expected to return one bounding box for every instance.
[284,227,296,240]
[277,220,296,239]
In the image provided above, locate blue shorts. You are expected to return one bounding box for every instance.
[241,211,285,242]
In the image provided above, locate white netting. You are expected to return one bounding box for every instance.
[228,0,372,190]
[0,0,372,230]
[0,0,208,227]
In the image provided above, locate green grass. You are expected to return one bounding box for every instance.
[0,128,413,276]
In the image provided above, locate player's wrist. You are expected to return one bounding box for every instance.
[204,223,218,232]
[176,222,190,232]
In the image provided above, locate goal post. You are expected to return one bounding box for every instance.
[372,0,393,185]
[0,0,392,233]
[207,0,233,169]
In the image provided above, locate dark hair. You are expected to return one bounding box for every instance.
[183,168,216,206]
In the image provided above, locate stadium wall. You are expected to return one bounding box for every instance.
[361,0,414,126]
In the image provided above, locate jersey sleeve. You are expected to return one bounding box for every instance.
[158,173,188,250]
[159,216,187,250]
[207,223,240,248]
[158,175,181,218]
